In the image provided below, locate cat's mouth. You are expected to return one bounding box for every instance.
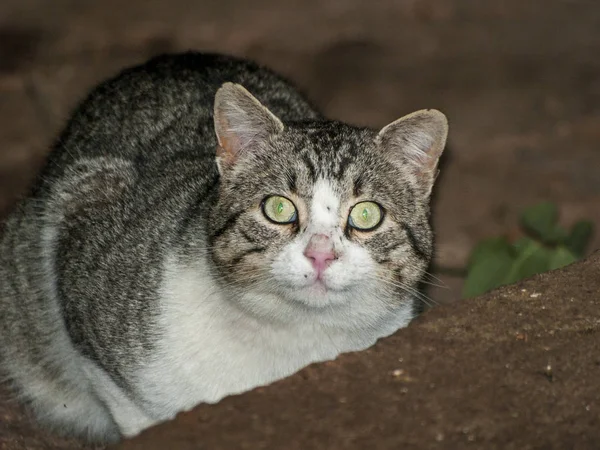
[275,273,355,309]
[301,276,350,297]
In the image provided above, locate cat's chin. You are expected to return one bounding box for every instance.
[308,278,328,292]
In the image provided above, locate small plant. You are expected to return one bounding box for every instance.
[462,202,594,298]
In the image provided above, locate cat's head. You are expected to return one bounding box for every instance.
[207,82,447,327]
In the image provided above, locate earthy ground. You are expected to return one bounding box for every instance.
[115,251,600,450]
[1,0,599,448]
[2,253,600,449]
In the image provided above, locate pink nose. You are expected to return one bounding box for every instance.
[303,234,337,276]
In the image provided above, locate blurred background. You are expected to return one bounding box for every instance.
[1,0,599,302]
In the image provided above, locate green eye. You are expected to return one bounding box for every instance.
[349,201,383,231]
[262,195,297,224]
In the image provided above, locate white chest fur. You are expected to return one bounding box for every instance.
[132,255,412,427]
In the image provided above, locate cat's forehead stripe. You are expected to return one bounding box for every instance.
[301,153,317,181]
[353,174,364,197]
[286,171,297,193]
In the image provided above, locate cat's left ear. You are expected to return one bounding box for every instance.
[376,109,448,196]
[214,82,284,173]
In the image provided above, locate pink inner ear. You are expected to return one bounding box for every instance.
[215,131,237,165]
[215,113,245,167]
[377,110,448,178]
[214,83,285,171]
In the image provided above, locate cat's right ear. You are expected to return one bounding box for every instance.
[213,82,284,174]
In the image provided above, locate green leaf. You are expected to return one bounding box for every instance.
[520,202,565,244]
[466,237,512,270]
[565,220,594,257]
[548,246,579,270]
[463,239,514,298]
[512,236,536,253]
[464,202,593,299]
[503,239,551,285]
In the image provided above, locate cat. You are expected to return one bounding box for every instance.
[0,52,448,443]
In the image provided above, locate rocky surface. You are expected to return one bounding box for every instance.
[1,0,600,448]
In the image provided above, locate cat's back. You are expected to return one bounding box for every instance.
[44,52,320,172]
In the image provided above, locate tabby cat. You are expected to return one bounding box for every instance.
[0,52,448,442]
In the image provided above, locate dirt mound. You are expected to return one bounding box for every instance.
[115,252,600,450]
[2,253,598,449]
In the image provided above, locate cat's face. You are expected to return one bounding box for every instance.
[208,83,447,325]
